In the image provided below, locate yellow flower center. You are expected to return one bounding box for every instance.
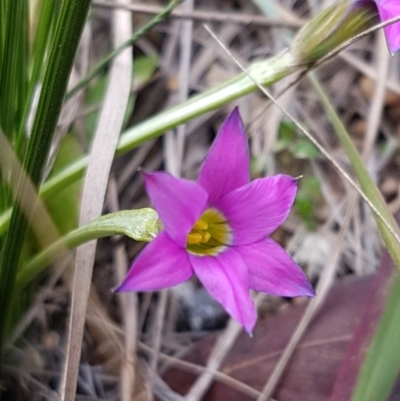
[186,208,231,256]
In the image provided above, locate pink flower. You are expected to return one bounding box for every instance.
[375,0,400,53]
[116,109,314,333]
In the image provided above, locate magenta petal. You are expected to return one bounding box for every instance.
[377,0,400,53]
[189,249,256,334]
[214,175,297,245]
[144,171,207,247]
[197,108,250,204]
[238,237,315,297]
[115,232,193,292]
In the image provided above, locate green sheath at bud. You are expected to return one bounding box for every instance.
[290,0,377,63]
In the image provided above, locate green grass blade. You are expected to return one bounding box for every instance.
[309,73,400,270]
[350,270,400,401]
[31,0,60,83]
[0,0,91,346]
[0,0,26,139]
[0,0,28,237]
[17,0,60,144]
[0,0,5,67]
[15,0,29,132]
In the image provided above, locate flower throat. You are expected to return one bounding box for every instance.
[186,208,231,256]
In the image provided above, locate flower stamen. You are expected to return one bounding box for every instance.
[187,218,211,244]
[186,208,231,255]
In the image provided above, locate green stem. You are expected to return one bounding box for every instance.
[116,53,297,154]
[17,209,159,290]
[0,50,299,236]
[49,52,300,189]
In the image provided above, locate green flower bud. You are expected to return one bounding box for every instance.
[290,0,377,63]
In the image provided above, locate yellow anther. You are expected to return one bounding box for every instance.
[187,233,203,245]
[194,219,208,231]
[202,232,211,243]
